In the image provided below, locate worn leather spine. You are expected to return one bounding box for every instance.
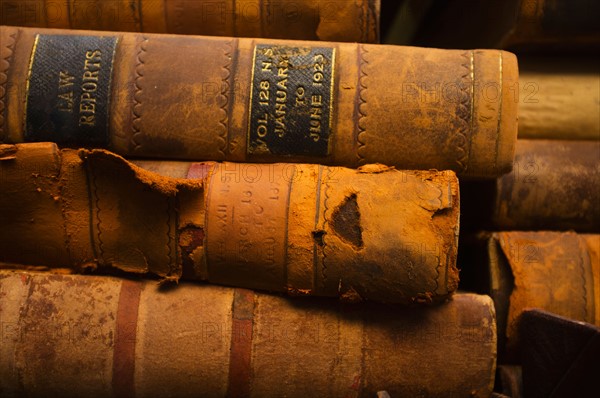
[518,56,600,140]
[0,142,460,305]
[0,25,518,178]
[0,270,496,398]
[486,231,600,361]
[0,0,380,43]
[492,139,600,232]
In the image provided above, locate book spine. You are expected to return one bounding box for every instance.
[0,142,460,305]
[0,0,380,43]
[493,139,600,232]
[0,270,496,397]
[0,25,518,178]
[487,231,600,360]
[518,57,600,141]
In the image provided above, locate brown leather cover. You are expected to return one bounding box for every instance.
[518,56,600,141]
[493,140,600,232]
[487,231,600,361]
[0,0,380,43]
[0,270,497,397]
[0,142,460,305]
[0,25,519,178]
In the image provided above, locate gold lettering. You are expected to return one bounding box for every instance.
[259,80,270,106]
[257,124,268,138]
[313,53,326,86]
[81,81,98,92]
[257,113,268,138]
[310,93,323,141]
[82,70,99,81]
[59,71,75,88]
[276,78,287,90]
[57,91,74,112]
[310,107,322,118]
[78,48,103,126]
[277,66,288,78]
[275,102,286,116]
[79,115,95,126]
[295,86,306,106]
[84,58,101,71]
[276,89,287,102]
[86,50,102,60]
[57,71,75,112]
[80,101,96,114]
[261,61,272,72]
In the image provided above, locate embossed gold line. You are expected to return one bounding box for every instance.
[247,44,259,155]
[468,49,474,169]
[23,34,40,136]
[106,37,120,145]
[327,47,337,155]
[495,52,504,171]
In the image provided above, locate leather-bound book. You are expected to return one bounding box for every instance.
[0,0,380,43]
[0,142,460,305]
[0,25,518,178]
[461,139,600,233]
[464,231,600,361]
[0,270,497,397]
[413,0,600,52]
[519,56,600,141]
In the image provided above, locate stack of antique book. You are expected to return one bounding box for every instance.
[0,1,597,396]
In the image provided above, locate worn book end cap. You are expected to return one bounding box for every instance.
[466,50,518,179]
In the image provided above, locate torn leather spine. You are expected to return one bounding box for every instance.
[0,143,460,304]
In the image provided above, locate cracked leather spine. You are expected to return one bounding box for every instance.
[0,270,496,397]
[492,139,600,232]
[0,142,460,305]
[1,25,518,178]
[0,0,380,43]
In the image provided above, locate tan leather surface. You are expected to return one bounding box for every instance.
[493,139,600,232]
[0,25,518,178]
[489,231,600,359]
[0,270,496,397]
[518,57,600,140]
[0,143,460,304]
[0,0,379,42]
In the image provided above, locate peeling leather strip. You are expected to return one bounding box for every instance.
[187,162,214,180]
[227,288,256,397]
[113,279,143,398]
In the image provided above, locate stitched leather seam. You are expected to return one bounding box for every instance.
[217,40,233,159]
[0,31,17,141]
[131,36,148,150]
[356,44,368,164]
